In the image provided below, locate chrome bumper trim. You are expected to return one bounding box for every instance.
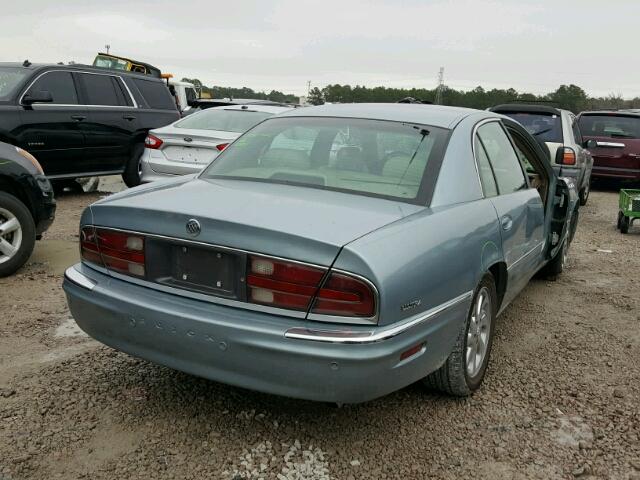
[64,266,97,291]
[285,290,473,344]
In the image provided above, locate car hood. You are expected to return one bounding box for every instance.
[88,178,423,266]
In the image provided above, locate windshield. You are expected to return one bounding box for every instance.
[175,108,273,133]
[93,56,129,71]
[502,112,563,143]
[578,114,640,139]
[201,116,448,203]
[0,67,29,101]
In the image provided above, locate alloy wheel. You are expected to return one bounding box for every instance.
[0,207,23,265]
[466,286,492,378]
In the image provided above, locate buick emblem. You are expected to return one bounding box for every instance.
[184,137,193,143]
[185,219,201,236]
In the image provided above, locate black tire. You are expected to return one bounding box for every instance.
[542,240,568,280]
[423,273,497,396]
[579,182,590,206]
[569,207,579,244]
[122,143,145,188]
[620,215,630,234]
[617,211,624,230]
[0,192,36,277]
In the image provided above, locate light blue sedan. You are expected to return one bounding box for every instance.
[63,104,578,403]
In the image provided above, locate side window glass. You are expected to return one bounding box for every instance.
[81,74,123,106]
[474,134,498,197]
[26,71,78,104]
[133,79,176,110]
[477,122,527,194]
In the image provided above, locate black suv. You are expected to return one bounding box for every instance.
[0,140,56,276]
[0,62,180,187]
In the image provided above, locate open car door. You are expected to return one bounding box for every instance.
[502,119,579,260]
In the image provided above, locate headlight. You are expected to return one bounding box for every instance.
[15,147,44,175]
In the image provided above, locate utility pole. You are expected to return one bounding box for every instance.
[105,44,111,54]
[307,80,311,96]
[435,67,445,105]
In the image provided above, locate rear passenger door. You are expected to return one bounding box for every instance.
[76,72,139,173]
[17,70,86,176]
[476,121,545,303]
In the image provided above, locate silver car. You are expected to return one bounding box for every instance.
[63,104,579,403]
[140,104,294,182]
[491,104,594,205]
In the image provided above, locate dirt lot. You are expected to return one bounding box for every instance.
[1,184,639,480]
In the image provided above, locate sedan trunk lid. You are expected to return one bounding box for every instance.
[89,177,423,266]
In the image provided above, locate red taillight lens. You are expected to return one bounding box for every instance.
[247,255,326,311]
[561,147,576,165]
[80,226,146,277]
[144,134,163,149]
[246,254,376,317]
[216,143,229,151]
[311,272,376,317]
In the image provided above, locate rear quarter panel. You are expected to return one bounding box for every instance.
[335,199,502,328]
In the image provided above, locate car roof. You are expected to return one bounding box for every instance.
[490,103,564,116]
[578,110,640,118]
[275,103,482,129]
[0,62,165,81]
[210,104,294,114]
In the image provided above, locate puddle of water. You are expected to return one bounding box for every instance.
[55,317,88,339]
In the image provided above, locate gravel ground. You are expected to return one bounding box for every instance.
[1,183,639,480]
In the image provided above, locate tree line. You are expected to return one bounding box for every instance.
[183,78,640,113]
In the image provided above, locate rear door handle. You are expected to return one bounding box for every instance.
[122,115,136,121]
[501,216,513,231]
[70,115,86,121]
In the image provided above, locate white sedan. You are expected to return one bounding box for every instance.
[140,104,294,182]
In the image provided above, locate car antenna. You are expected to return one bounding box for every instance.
[23,59,32,67]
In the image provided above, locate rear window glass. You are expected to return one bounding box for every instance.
[133,79,176,110]
[578,115,640,139]
[201,117,449,203]
[0,67,29,101]
[175,109,272,133]
[501,112,563,143]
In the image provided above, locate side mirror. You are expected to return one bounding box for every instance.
[22,90,53,105]
[584,139,598,150]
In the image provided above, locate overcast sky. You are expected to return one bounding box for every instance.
[2,0,638,97]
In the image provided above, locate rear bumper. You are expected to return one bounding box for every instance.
[63,263,469,403]
[140,148,208,183]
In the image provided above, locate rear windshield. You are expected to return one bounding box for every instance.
[175,109,272,133]
[501,112,563,143]
[578,114,640,139]
[0,67,29,101]
[201,116,448,203]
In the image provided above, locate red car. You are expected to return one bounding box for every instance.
[578,111,640,182]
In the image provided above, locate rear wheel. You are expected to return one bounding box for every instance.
[423,273,497,396]
[579,182,590,206]
[122,143,145,188]
[0,192,36,277]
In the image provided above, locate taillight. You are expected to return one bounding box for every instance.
[246,254,376,317]
[311,272,376,317]
[247,255,326,311]
[560,147,576,165]
[80,226,146,277]
[144,134,163,149]
[216,143,229,151]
